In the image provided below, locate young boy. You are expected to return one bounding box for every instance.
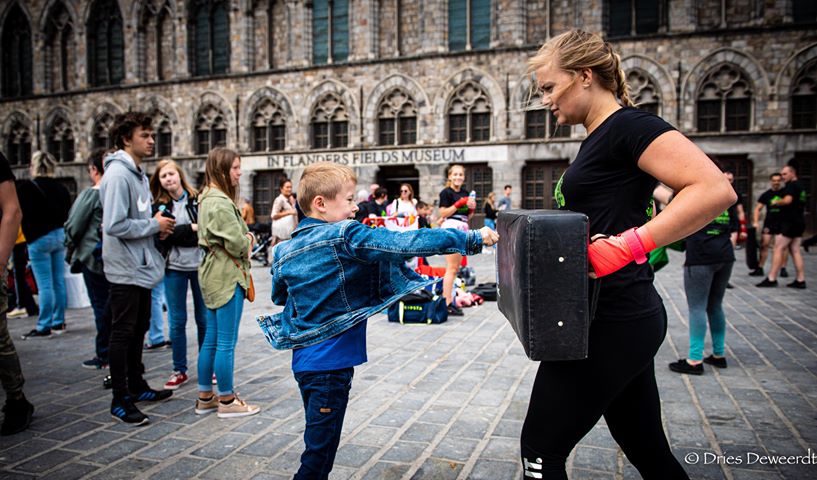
[257,162,498,478]
[416,200,432,229]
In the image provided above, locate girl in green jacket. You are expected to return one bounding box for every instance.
[195,148,259,418]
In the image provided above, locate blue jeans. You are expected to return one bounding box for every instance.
[197,284,244,395]
[28,229,66,332]
[684,262,733,361]
[81,266,111,361]
[147,281,166,345]
[294,368,354,480]
[165,269,206,374]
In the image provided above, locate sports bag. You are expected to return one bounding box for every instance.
[387,290,448,324]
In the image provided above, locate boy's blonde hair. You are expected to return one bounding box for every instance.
[299,162,357,215]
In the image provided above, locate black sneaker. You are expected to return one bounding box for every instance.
[143,340,170,351]
[703,355,727,368]
[780,268,789,278]
[748,268,764,277]
[82,357,108,369]
[756,278,778,287]
[1,396,34,436]
[787,280,807,289]
[131,388,172,403]
[110,396,149,426]
[447,304,464,317]
[669,359,704,375]
[21,329,50,340]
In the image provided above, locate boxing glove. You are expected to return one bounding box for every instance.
[453,197,469,208]
[587,226,656,278]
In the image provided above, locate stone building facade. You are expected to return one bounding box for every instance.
[0,0,816,231]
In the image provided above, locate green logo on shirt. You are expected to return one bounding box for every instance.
[554,173,565,208]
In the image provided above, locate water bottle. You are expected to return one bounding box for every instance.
[469,191,476,202]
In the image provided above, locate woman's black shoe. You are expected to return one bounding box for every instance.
[447,304,464,317]
[756,278,778,287]
[787,280,806,289]
[703,355,727,368]
[669,359,703,375]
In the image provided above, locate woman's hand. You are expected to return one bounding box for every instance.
[480,227,499,246]
[191,223,198,232]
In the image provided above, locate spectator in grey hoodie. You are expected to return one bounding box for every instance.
[100,112,175,426]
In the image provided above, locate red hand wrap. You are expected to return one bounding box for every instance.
[453,197,469,208]
[588,226,656,278]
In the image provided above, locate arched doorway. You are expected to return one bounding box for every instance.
[376,165,420,203]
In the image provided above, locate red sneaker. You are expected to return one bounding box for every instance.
[163,371,189,390]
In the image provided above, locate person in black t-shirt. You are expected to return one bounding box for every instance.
[438,164,475,316]
[354,187,388,223]
[757,165,807,288]
[0,151,34,435]
[750,173,787,276]
[520,30,736,479]
[669,207,735,376]
[724,170,746,247]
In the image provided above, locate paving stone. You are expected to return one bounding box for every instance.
[43,420,105,441]
[410,458,463,480]
[571,445,618,472]
[15,450,77,474]
[62,430,125,452]
[360,461,411,480]
[432,436,480,462]
[191,432,251,460]
[82,439,148,464]
[136,437,197,460]
[40,462,99,480]
[200,453,266,479]
[380,440,426,462]
[150,456,214,480]
[400,421,442,443]
[351,426,399,446]
[240,432,300,457]
[0,438,60,465]
[333,444,380,468]
[482,436,519,460]
[468,459,519,480]
[88,458,158,480]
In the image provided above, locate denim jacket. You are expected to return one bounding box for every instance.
[257,217,483,350]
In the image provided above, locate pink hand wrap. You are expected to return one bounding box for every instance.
[587,226,656,278]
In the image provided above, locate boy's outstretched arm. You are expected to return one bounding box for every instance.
[342,222,498,264]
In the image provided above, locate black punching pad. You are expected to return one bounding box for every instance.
[497,210,590,361]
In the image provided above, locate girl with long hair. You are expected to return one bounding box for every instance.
[149,159,207,390]
[195,148,260,418]
[270,178,297,246]
[437,165,475,316]
[387,183,418,217]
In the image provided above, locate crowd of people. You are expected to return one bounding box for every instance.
[0,27,812,480]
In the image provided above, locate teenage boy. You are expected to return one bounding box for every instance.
[257,162,498,478]
[750,173,786,277]
[498,184,512,211]
[100,112,175,425]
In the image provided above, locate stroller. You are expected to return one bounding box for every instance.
[249,223,273,266]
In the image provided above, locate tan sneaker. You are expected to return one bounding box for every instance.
[195,395,218,415]
[217,395,260,418]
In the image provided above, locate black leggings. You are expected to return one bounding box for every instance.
[520,306,688,479]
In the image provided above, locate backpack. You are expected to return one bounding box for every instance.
[387,290,448,324]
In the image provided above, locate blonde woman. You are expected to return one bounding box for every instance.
[519,30,735,478]
[196,148,259,418]
[437,165,475,316]
[18,152,70,339]
[271,178,297,246]
[482,192,497,230]
[387,183,418,217]
[149,160,206,390]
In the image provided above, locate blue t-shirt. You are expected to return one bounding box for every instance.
[291,320,368,373]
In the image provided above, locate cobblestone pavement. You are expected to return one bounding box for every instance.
[1,248,816,479]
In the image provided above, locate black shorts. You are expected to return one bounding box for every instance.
[762,221,781,235]
[779,221,805,239]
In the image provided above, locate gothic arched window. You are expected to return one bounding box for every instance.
[250,98,286,152]
[628,70,661,116]
[195,104,228,154]
[47,116,75,163]
[189,0,230,76]
[5,121,32,166]
[92,113,115,149]
[138,0,174,81]
[792,61,817,130]
[448,82,491,142]
[696,64,752,132]
[377,89,417,146]
[87,0,125,86]
[154,114,173,157]
[310,93,348,149]
[524,89,570,139]
[44,1,75,92]
[1,5,33,97]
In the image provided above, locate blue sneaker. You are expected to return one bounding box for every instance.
[110,396,149,426]
[131,388,172,403]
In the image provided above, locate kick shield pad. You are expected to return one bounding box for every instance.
[497,210,589,361]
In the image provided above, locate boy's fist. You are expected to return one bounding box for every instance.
[480,227,499,246]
